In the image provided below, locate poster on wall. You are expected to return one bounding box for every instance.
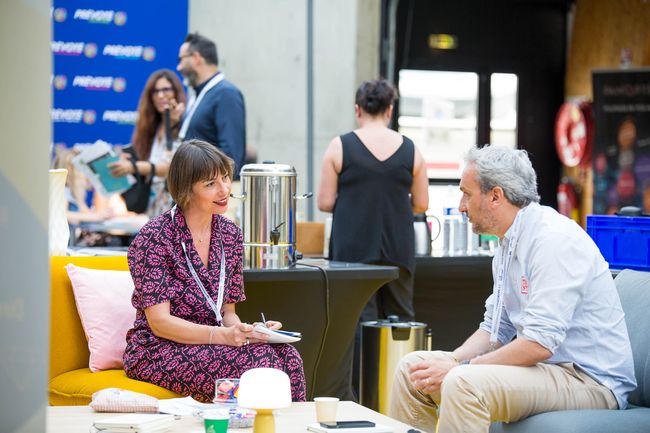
[592,68,650,214]
[51,1,188,151]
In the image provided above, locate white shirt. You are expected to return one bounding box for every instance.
[479,202,636,409]
[148,136,180,183]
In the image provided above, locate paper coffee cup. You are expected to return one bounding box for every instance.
[314,397,339,423]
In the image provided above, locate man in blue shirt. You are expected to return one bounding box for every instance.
[177,32,246,181]
[390,145,636,433]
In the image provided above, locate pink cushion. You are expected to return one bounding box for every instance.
[65,264,136,372]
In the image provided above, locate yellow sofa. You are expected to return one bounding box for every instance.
[49,255,181,405]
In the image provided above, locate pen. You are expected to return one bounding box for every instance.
[261,312,267,327]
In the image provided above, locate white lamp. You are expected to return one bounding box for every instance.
[237,368,292,433]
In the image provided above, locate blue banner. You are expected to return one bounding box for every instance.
[52,1,188,148]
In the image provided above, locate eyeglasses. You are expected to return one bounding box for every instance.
[177,53,192,63]
[151,87,174,96]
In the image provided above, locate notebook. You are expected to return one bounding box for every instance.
[254,324,302,343]
[93,413,175,433]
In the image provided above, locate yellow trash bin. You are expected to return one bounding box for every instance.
[359,316,428,414]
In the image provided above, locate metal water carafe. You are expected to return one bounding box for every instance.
[414,213,432,256]
[233,161,311,269]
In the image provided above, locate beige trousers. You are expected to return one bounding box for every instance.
[389,350,618,433]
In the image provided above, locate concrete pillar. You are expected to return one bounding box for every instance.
[189,0,380,221]
[0,0,50,431]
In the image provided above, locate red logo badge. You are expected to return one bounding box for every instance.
[520,276,529,295]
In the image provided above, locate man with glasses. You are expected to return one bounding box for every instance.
[177,32,246,222]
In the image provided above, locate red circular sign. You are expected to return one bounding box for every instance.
[555,102,592,167]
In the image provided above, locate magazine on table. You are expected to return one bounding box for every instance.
[92,413,174,433]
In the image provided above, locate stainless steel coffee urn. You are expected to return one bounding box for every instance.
[233,162,311,269]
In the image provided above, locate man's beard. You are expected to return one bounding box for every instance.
[183,68,199,88]
[469,202,498,236]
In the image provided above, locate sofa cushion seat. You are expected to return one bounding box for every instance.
[49,256,183,406]
[490,269,650,433]
[49,368,180,406]
[490,406,650,433]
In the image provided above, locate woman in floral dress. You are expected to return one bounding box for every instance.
[123,139,306,402]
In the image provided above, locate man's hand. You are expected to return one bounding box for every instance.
[408,352,458,395]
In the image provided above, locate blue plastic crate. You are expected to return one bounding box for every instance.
[586,215,650,271]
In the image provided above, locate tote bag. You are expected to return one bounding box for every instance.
[120,146,152,214]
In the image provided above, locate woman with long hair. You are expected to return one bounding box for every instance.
[110,69,186,216]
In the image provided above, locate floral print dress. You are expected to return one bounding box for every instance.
[123,207,306,402]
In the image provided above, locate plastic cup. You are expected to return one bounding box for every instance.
[204,409,229,433]
[314,397,339,423]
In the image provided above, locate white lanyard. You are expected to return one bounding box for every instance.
[171,205,226,323]
[179,73,225,139]
[489,205,528,348]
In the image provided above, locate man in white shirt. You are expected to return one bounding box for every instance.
[389,145,636,433]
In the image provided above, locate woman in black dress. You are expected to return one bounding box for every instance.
[317,78,429,323]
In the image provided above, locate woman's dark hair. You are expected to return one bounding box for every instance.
[167,139,234,209]
[131,69,186,160]
[355,79,397,115]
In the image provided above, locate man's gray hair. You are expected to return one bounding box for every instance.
[465,145,540,206]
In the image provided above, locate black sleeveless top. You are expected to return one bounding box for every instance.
[330,131,415,273]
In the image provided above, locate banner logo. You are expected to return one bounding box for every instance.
[83,110,97,125]
[102,45,156,61]
[71,9,127,26]
[53,8,67,22]
[114,11,127,26]
[112,77,127,93]
[84,42,98,58]
[53,75,67,90]
[51,41,85,56]
[72,75,113,91]
[142,46,156,61]
[51,109,83,123]
[74,9,114,25]
[103,44,146,60]
[102,110,138,125]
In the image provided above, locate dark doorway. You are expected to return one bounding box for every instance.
[381,0,572,207]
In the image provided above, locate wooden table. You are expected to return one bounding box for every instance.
[47,401,419,432]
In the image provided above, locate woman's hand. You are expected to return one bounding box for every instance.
[263,320,282,330]
[225,322,257,347]
[108,157,134,177]
[167,98,185,125]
